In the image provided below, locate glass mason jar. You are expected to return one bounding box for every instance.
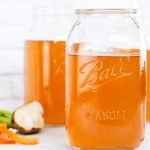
[66,1,146,149]
[24,0,73,124]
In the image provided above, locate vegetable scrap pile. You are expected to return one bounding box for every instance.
[0,101,44,145]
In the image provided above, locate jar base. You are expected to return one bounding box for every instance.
[45,124,65,127]
[72,144,143,150]
[70,137,144,150]
[72,146,136,150]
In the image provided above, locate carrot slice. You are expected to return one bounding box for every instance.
[2,129,39,145]
[0,124,15,144]
[0,136,15,144]
[0,124,39,145]
[0,123,7,130]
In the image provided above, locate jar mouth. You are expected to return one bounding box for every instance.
[75,9,137,15]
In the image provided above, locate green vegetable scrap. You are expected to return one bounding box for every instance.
[0,109,12,127]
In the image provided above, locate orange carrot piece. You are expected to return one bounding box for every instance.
[0,136,15,144]
[2,129,39,145]
[0,124,7,130]
[0,124,15,144]
[0,123,39,145]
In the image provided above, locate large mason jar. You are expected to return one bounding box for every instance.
[66,0,146,149]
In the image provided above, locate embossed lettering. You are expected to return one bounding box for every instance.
[80,58,132,89]
[87,110,126,121]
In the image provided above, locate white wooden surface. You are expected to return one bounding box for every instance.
[0,125,149,150]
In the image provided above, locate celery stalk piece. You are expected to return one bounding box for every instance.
[0,116,12,127]
[0,109,12,117]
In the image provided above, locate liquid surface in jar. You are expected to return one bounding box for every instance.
[24,40,65,124]
[66,49,145,149]
[147,50,150,121]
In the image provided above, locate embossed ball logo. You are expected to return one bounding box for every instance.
[79,57,132,89]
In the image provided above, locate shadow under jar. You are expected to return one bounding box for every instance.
[66,8,146,150]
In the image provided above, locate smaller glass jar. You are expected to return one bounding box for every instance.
[66,0,146,149]
[24,0,73,125]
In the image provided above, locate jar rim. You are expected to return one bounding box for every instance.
[75,9,137,15]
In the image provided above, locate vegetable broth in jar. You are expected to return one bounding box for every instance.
[66,0,146,148]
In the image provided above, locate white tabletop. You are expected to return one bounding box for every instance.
[0,125,149,150]
[0,101,149,150]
